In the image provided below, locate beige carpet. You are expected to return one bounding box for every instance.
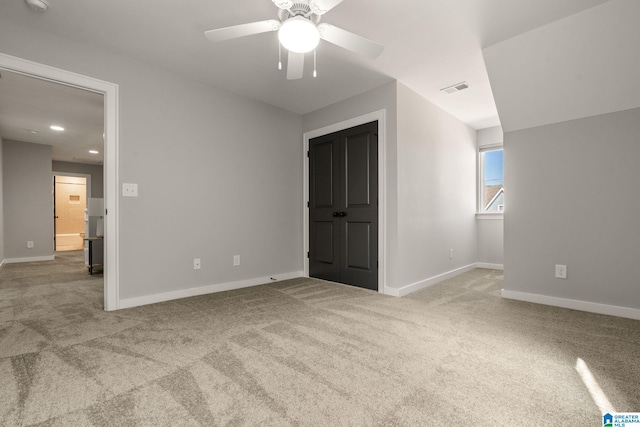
[1,253,638,426]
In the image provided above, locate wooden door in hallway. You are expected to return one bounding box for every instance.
[309,121,378,291]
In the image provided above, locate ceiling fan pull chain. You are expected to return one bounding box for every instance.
[278,42,283,71]
[313,49,317,78]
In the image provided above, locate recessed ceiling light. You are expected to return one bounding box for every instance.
[50,125,65,131]
[26,129,38,134]
[89,150,99,154]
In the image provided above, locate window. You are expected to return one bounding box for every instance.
[479,147,504,213]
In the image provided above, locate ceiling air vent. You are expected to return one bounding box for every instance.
[440,81,469,94]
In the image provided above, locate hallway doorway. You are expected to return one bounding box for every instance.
[54,175,87,251]
[1,52,118,309]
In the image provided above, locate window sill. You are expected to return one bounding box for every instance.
[476,212,504,220]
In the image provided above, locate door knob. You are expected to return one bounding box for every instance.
[333,212,339,217]
[338,212,347,217]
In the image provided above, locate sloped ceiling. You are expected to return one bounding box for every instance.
[483,0,640,132]
[0,0,613,162]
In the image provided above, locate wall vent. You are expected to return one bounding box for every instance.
[440,81,469,94]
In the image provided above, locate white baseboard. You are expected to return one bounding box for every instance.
[118,270,305,310]
[477,263,504,270]
[3,255,55,264]
[385,263,477,297]
[501,289,640,321]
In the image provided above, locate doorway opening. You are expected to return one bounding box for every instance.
[54,175,87,251]
[0,52,119,310]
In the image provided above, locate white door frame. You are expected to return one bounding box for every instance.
[1,52,120,311]
[52,172,91,251]
[302,110,387,294]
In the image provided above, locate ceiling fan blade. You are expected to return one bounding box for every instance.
[204,20,280,43]
[317,23,384,59]
[271,0,294,9]
[287,51,305,80]
[309,0,345,15]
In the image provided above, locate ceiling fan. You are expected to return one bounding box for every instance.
[204,0,384,80]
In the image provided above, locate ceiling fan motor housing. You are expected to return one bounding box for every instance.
[277,2,321,24]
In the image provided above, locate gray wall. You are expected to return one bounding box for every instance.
[303,82,477,292]
[477,219,503,266]
[504,107,640,310]
[0,137,4,262]
[484,0,640,314]
[396,83,477,287]
[1,19,303,299]
[52,161,103,198]
[3,140,54,259]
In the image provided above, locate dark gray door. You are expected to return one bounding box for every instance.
[309,121,378,290]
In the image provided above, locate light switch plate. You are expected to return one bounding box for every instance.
[122,183,138,197]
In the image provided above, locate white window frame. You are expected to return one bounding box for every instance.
[477,144,504,218]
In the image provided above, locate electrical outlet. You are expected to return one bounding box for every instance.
[233,255,240,266]
[555,264,567,279]
[193,258,201,270]
[449,249,454,259]
[27,241,34,249]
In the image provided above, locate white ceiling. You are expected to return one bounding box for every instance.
[0,70,104,164]
[0,0,611,163]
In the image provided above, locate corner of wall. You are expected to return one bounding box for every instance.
[394,83,478,288]
[0,136,4,263]
[503,108,640,315]
[3,140,54,259]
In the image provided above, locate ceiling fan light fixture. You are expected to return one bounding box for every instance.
[278,17,320,53]
[25,0,49,12]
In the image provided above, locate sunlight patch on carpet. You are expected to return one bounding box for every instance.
[575,357,615,414]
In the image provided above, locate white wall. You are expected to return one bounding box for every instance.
[52,161,103,198]
[395,83,477,291]
[504,107,640,313]
[0,19,303,302]
[3,140,54,260]
[477,126,503,148]
[476,126,504,268]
